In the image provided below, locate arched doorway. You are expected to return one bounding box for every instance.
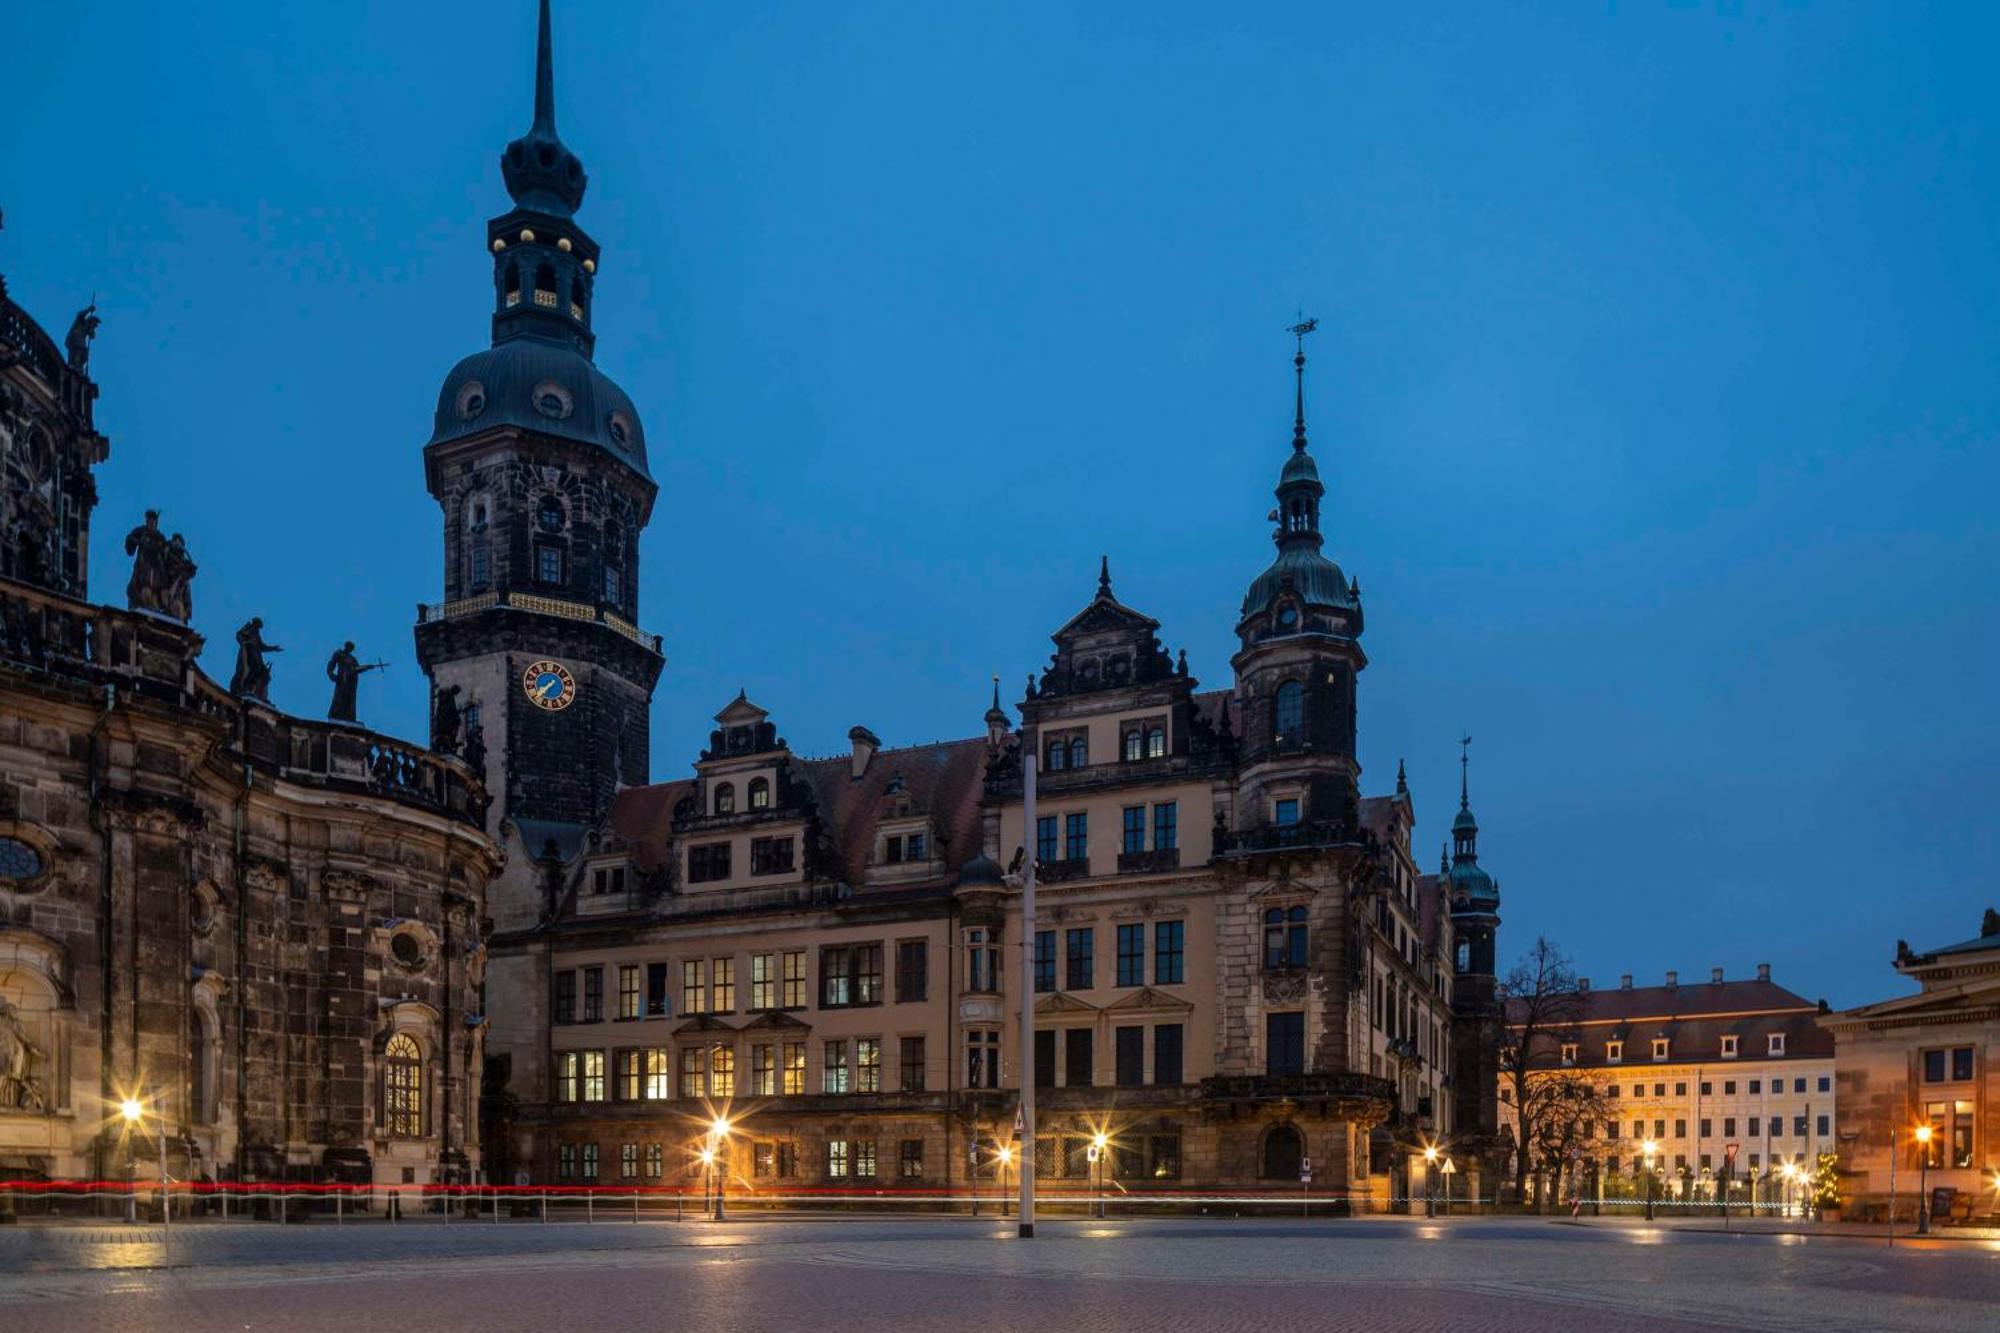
[1262,1123,1305,1179]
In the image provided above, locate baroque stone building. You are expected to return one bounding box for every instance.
[0,247,499,1194]
[439,8,1505,1210]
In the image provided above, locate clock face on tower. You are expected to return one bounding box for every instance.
[522,659,578,711]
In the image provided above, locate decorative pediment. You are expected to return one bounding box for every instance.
[673,1014,740,1035]
[1105,986,1193,1013]
[714,692,769,727]
[1035,991,1100,1015]
[740,1010,810,1031]
[1031,561,1181,700]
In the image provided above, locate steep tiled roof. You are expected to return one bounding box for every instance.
[1509,978,1835,1067]
[1416,874,1447,954]
[1191,687,1239,736]
[606,779,694,871]
[1524,979,1819,1027]
[798,737,991,888]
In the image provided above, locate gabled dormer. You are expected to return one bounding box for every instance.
[674,692,820,893]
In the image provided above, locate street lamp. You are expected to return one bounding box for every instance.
[1914,1124,1933,1236]
[1090,1132,1109,1219]
[1423,1144,1439,1219]
[707,1115,731,1222]
[1439,1157,1457,1217]
[997,1145,1015,1219]
[120,1097,168,1228]
[1641,1139,1659,1222]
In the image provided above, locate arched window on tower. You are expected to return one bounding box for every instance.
[602,520,623,607]
[1045,739,1066,772]
[466,499,490,592]
[1145,726,1165,759]
[383,1032,425,1138]
[714,782,736,816]
[1122,729,1142,762]
[1456,940,1470,974]
[534,263,559,308]
[1273,680,1303,745]
[571,276,589,323]
[748,777,770,811]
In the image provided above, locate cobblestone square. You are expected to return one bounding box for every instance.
[0,1216,1994,1332]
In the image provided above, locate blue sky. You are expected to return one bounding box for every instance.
[4,2,1994,1007]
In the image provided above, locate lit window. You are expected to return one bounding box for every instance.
[1651,1038,1669,1061]
[748,777,770,810]
[1145,727,1165,758]
[714,783,735,815]
[384,1033,424,1136]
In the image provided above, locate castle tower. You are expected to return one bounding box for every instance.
[1447,738,1504,1144]
[413,0,663,929]
[1229,321,1366,840]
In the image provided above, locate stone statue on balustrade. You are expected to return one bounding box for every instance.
[431,684,464,756]
[64,300,99,372]
[230,617,282,700]
[325,641,385,723]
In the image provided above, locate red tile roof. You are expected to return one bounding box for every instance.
[797,737,992,888]
[606,778,694,871]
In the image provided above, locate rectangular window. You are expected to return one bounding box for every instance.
[555,1050,580,1102]
[645,963,670,1017]
[782,951,806,1008]
[1066,927,1094,991]
[1036,815,1058,864]
[615,1048,640,1101]
[1274,797,1300,826]
[643,1048,671,1100]
[1153,921,1184,984]
[1749,1080,1761,1095]
[1035,1028,1056,1088]
[827,1140,849,1180]
[1768,1033,1786,1056]
[620,1143,638,1180]
[824,1040,850,1094]
[1675,1119,1687,1138]
[896,940,928,1003]
[856,943,883,1004]
[750,1043,775,1097]
[688,843,731,883]
[710,1045,735,1098]
[580,1144,599,1180]
[1150,1134,1182,1180]
[900,1139,924,1179]
[777,1141,797,1178]
[854,1140,878,1180]
[1724,1080,1737,1095]
[900,1035,926,1092]
[1721,1035,1739,1058]
[750,954,775,1011]
[1700,1119,1712,1138]
[906,831,926,861]
[856,1037,882,1093]
[821,948,852,1008]
[1116,924,1145,986]
[537,544,563,585]
[644,1143,663,1179]
[753,1142,775,1179]
[967,928,998,993]
[679,1047,705,1099]
[582,967,603,1023]
[1817,1114,1830,1137]
[1607,1041,1623,1063]
[1153,801,1178,851]
[1122,806,1146,854]
[1952,1046,1974,1081]
[1064,1027,1094,1087]
[580,1050,605,1102]
[1034,930,1056,992]
[712,957,735,1013]
[1154,1023,1184,1085]
[617,965,639,1020]
[1267,1011,1305,1076]
[750,836,795,876]
[554,971,576,1025]
[1723,1117,1737,1137]
[1115,1025,1145,1087]
[967,1030,1000,1089]
[1064,812,1088,861]
[681,959,705,1015]
[783,1042,806,1096]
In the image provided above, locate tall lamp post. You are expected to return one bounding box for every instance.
[997,1145,1014,1219]
[1641,1139,1658,1222]
[121,1097,167,1229]
[708,1116,732,1222]
[1090,1132,1109,1219]
[1914,1124,1933,1235]
[1016,751,1039,1239]
[1423,1145,1439,1218]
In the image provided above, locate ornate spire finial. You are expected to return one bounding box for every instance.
[1287,314,1317,453]
[533,0,557,132]
[1396,757,1408,795]
[500,0,587,216]
[1459,734,1472,809]
[1098,554,1112,597]
[991,673,1001,712]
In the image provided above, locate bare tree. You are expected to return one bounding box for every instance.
[1499,936,1587,1208]
[1526,1073,1607,1210]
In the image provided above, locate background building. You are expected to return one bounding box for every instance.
[0,270,498,1198]
[1500,967,1835,1207]
[1822,911,1999,1223]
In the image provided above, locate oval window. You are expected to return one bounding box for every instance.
[0,836,44,887]
[531,381,573,420]
[391,933,425,968]
[455,381,488,421]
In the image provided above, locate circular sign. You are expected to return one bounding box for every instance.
[522,659,577,711]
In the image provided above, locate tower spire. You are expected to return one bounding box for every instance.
[1098,554,1112,598]
[1288,314,1317,453]
[532,0,557,133]
[1459,734,1472,809]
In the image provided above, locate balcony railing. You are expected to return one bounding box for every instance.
[1199,1072,1397,1105]
[1036,857,1092,885]
[1214,819,1352,856]
[1116,847,1182,875]
[418,589,662,654]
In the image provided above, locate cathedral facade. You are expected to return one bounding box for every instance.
[0,254,498,1197]
[449,7,1506,1209]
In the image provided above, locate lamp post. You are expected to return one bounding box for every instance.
[1423,1145,1439,1218]
[1914,1124,1933,1236]
[707,1116,731,1222]
[1089,1133,1108,1219]
[120,1098,168,1228]
[1641,1140,1658,1222]
[997,1145,1014,1219]
[1016,752,1039,1239]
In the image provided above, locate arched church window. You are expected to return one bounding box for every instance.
[1273,680,1303,742]
[748,778,770,811]
[384,1033,424,1138]
[714,782,736,816]
[1261,1124,1304,1179]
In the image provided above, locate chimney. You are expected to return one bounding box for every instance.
[1756,962,1770,983]
[1578,977,1591,994]
[848,725,881,779]
[1619,974,1633,991]
[1711,967,1724,985]
[1665,970,1678,989]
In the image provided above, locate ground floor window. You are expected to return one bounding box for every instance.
[580,1143,599,1181]
[900,1139,924,1178]
[1925,1100,1975,1168]
[557,1144,575,1179]
[1262,1124,1304,1179]
[645,1143,664,1179]
[620,1143,639,1179]
[855,1139,879,1179]
[778,1141,798,1178]
[828,1140,850,1179]
[1150,1133,1182,1180]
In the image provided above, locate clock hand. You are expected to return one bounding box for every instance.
[536,679,558,700]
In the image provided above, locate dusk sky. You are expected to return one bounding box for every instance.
[4,2,1993,1008]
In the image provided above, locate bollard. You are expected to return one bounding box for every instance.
[541,1191,547,1224]
[633,1192,639,1223]
[493,1190,501,1223]
[337,1188,344,1225]
[587,1191,593,1224]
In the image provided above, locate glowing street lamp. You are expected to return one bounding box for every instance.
[703,1115,732,1222]
[1914,1124,1934,1235]
[1423,1144,1440,1219]
[1641,1139,1659,1222]
[120,1096,168,1229]
[1090,1131,1110,1219]
[996,1144,1015,1218]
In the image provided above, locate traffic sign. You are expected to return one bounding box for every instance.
[1300,1170,1313,1183]
[1301,1156,1311,1173]
[1725,1142,1740,1162]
